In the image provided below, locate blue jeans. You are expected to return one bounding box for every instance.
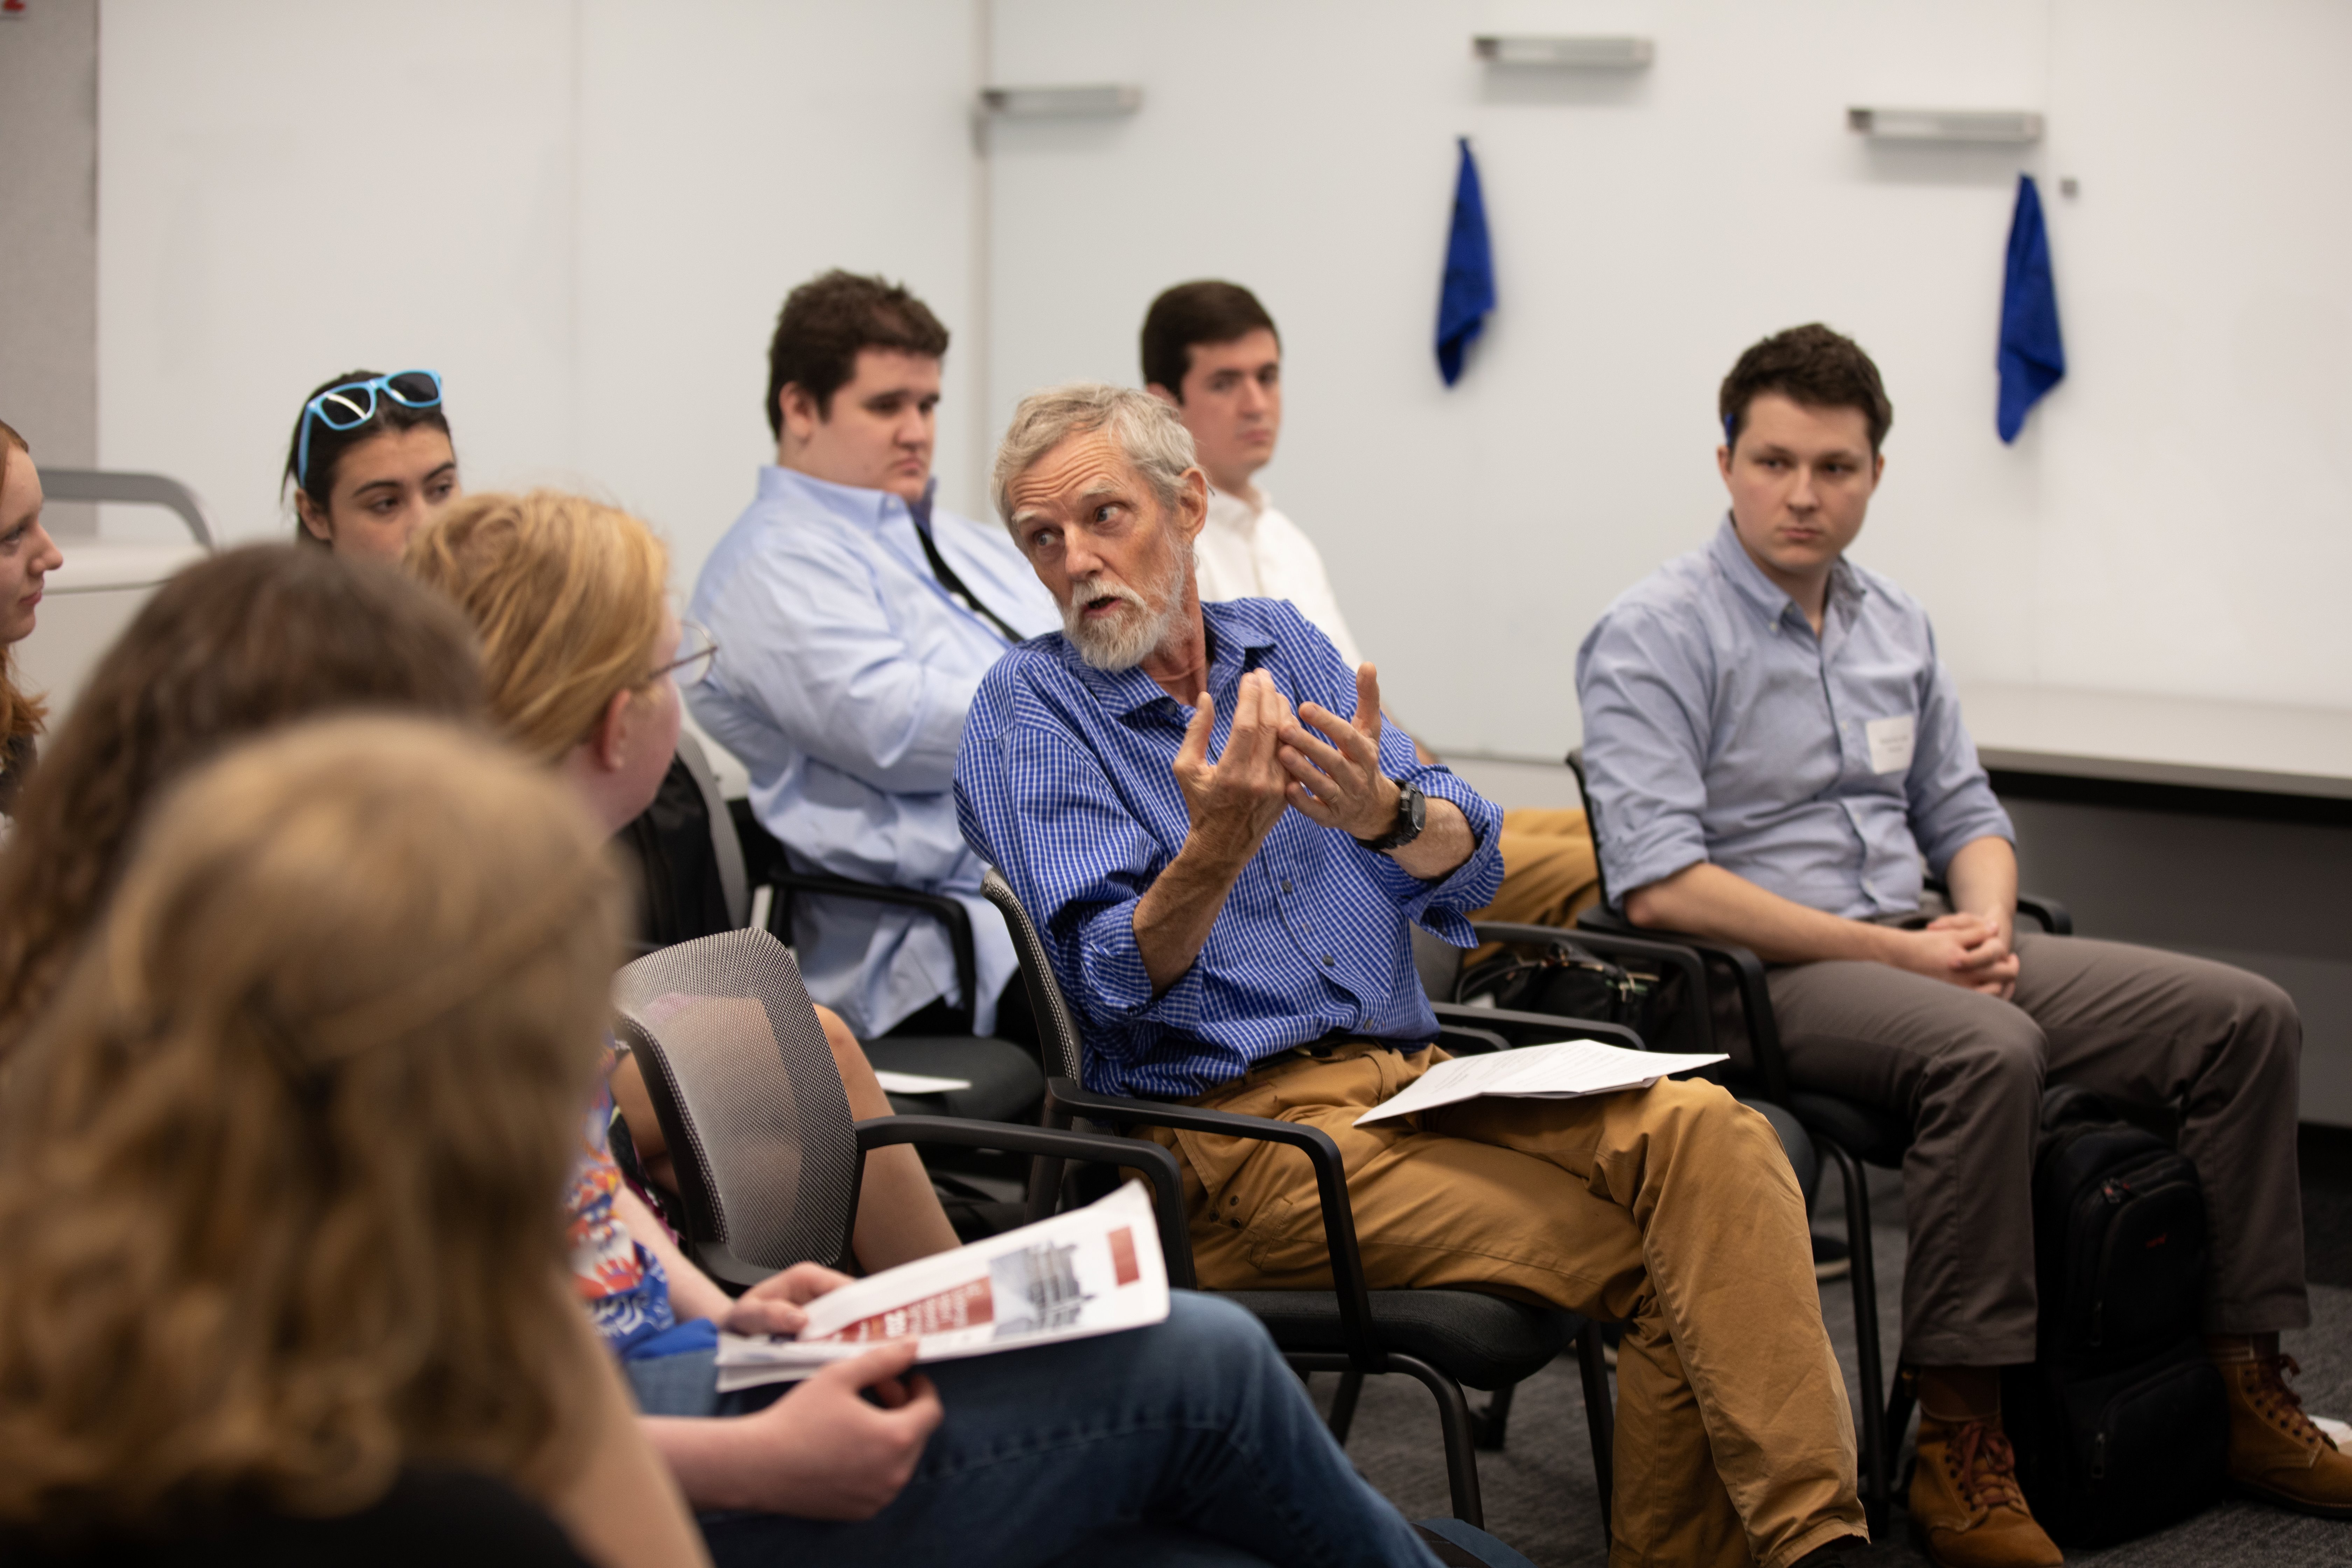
[625,1292,1440,1568]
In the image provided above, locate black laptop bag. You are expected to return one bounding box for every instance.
[2000,1085,2228,1545]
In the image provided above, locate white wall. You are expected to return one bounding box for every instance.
[98,0,983,594]
[987,0,2352,760]
[96,2,2352,760]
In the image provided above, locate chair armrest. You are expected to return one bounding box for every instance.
[768,868,978,1021]
[1576,908,1788,1105]
[856,1115,1194,1289]
[1429,1000,1644,1052]
[1924,875,2071,936]
[730,802,980,1024]
[2015,894,2072,935]
[1435,1021,1512,1055]
[1042,1077,1381,1365]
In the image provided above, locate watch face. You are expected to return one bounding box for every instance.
[1403,782,1427,832]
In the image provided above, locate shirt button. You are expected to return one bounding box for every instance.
[1282,880,1294,894]
[1322,955,1336,967]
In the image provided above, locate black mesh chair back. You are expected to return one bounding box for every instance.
[613,929,861,1286]
[982,868,1085,1084]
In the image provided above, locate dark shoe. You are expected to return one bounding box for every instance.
[2218,1352,2352,1518]
[1907,1412,2064,1566]
[1813,1232,1851,1282]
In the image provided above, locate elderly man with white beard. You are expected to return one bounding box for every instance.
[953,382,1869,1568]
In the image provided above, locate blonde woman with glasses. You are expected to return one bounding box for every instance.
[0,717,703,1565]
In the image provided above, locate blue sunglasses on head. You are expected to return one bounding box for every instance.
[296,370,444,489]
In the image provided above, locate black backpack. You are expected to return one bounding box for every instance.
[1998,1085,2227,1545]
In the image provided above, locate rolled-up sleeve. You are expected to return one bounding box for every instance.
[1575,605,1717,901]
[1904,625,2014,873]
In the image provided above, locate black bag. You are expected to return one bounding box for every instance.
[614,755,736,948]
[1452,932,1692,1047]
[2000,1085,2227,1545]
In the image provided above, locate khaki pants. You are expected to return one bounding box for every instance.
[1768,933,2306,1366]
[1474,807,1604,930]
[1145,1044,1865,1568]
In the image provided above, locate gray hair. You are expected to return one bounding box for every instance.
[991,381,1199,528]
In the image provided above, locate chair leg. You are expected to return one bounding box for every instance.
[1327,1368,1365,1446]
[1575,1320,1615,1543]
[1821,1141,1889,1531]
[1385,1353,1486,1529]
[1470,1380,1516,1450]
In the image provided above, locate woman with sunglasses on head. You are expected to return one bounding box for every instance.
[284,368,457,560]
[0,419,66,822]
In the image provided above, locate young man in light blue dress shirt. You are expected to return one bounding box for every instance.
[1577,324,2345,1563]
[686,272,1059,1040]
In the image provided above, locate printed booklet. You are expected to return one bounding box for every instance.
[714,1179,1170,1392]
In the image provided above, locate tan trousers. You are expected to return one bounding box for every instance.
[1145,1044,1865,1568]
[1474,807,1605,930]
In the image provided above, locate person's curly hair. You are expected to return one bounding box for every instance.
[0,545,484,1054]
[0,716,622,1537]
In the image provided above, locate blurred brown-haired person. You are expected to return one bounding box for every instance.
[0,716,701,1564]
[0,544,483,1055]
[0,418,66,821]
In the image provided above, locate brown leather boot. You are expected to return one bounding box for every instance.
[2217,1352,2352,1517]
[1907,1412,2064,1567]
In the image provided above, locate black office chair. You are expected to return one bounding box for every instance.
[1562,748,2072,1526]
[980,868,1617,1538]
[727,797,1044,1128]
[611,927,1189,1288]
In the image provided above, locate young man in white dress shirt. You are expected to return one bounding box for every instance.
[1140,280,1600,933]
[686,271,1060,1043]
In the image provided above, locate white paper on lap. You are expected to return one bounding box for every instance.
[1353,1040,1729,1126]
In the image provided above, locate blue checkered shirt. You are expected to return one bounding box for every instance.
[955,598,1504,1099]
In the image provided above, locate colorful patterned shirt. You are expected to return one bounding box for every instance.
[565,1048,676,1356]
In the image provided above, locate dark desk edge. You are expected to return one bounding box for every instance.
[1987,751,2352,827]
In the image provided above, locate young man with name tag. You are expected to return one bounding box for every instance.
[1576,324,2344,1565]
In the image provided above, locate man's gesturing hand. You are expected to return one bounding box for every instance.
[1279,662,1400,841]
[1172,669,1294,869]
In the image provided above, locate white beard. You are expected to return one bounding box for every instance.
[1063,547,1189,672]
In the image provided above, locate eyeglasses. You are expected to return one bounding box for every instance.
[295,370,444,489]
[650,620,719,688]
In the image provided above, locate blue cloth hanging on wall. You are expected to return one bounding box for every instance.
[1997,173,2065,442]
[1435,138,1495,387]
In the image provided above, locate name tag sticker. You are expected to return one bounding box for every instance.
[1865,714,1917,775]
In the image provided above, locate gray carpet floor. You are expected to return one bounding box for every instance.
[1315,1150,2352,1566]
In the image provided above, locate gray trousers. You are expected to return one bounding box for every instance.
[1766,933,2306,1366]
